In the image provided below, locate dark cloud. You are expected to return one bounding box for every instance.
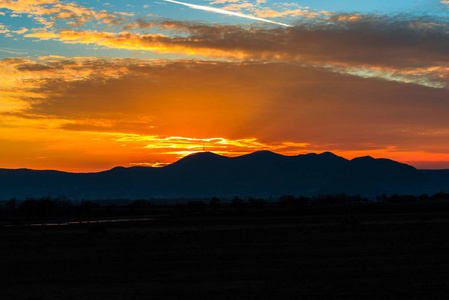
[16,63,53,71]
[117,14,449,72]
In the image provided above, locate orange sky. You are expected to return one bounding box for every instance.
[1,58,449,171]
[1,1,449,171]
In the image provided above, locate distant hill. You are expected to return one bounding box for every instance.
[0,151,446,200]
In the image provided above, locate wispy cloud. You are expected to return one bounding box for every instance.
[162,0,292,27]
[0,47,27,55]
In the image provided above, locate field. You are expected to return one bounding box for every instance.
[2,207,449,299]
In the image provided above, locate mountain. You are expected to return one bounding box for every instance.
[0,151,446,200]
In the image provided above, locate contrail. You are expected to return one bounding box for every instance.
[163,0,292,27]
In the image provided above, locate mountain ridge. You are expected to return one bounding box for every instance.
[0,151,446,200]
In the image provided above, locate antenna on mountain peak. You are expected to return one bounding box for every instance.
[203,141,206,152]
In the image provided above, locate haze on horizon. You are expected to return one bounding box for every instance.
[1,0,449,172]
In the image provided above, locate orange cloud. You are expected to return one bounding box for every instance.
[0,0,127,28]
[209,0,330,19]
[330,14,364,22]
[0,0,59,15]
[253,7,330,18]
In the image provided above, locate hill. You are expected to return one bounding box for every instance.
[0,151,445,200]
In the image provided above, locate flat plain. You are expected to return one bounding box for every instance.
[2,210,449,299]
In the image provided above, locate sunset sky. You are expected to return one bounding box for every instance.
[1,0,449,172]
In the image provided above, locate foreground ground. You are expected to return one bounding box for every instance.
[2,211,449,299]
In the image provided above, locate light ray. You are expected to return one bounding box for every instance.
[162,0,293,27]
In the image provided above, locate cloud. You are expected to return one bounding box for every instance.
[18,15,449,88]
[219,3,255,12]
[0,0,129,28]
[0,24,10,34]
[206,0,330,19]
[0,0,59,15]
[12,27,28,34]
[0,47,28,54]
[253,9,312,18]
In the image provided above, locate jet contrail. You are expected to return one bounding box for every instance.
[163,0,292,27]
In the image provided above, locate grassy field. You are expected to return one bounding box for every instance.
[2,212,449,299]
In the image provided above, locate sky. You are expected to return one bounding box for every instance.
[1,0,449,172]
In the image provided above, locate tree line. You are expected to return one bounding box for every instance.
[1,192,449,224]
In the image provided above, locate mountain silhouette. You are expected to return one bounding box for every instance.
[0,151,445,200]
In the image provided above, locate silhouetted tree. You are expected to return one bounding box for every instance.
[105,204,116,219]
[386,194,417,203]
[418,194,429,202]
[6,198,17,214]
[248,197,266,209]
[187,201,206,215]
[431,192,449,201]
[291,196,308,211]
[127,199,151,215]
[18,197,58,223]
[231,196,247,214]
[174,203,186,215]
[279,195,307,212]
[279,195,296,208]
[55,196,71,220]
[187,200,205,210]
[81,199,93,222]
[37,196,57,221]
[209,197,221,210]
